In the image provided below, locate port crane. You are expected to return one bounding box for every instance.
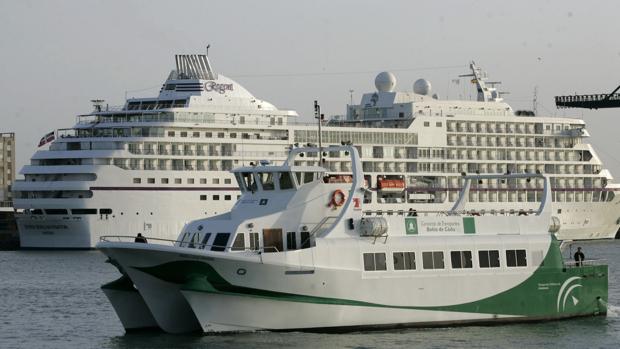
[555,84,620,109]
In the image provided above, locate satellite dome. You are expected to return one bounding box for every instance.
[414,79,432,95]
[375,72,397,92]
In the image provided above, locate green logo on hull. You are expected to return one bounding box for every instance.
[405,218,418,235]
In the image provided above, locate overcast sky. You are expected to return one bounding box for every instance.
[1,0,620,176]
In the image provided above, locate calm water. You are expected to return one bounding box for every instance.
[1,241,619,349]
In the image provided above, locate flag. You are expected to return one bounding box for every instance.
[38,131,55,147]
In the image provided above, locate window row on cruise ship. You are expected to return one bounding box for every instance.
[363,248,530,272]
[446,135,580,149]
[81,111,294,127]
[446,121,583,135]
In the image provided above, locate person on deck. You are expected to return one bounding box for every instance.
[574,247,585,266]
[135,233,148,243]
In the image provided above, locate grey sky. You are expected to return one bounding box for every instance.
[1,0,620,176]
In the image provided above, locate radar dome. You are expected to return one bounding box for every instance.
[375,72,397,92]
[413,78,432,95]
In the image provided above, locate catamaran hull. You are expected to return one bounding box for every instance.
[101,278,159,331]
[99,245,202,334]
[98,239,607,333]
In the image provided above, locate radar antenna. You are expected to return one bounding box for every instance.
[459,61,502,102]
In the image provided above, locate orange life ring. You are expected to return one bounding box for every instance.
[330,189,346,207]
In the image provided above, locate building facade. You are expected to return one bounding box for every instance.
[1,132,15,206]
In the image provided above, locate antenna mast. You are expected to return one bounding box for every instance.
[533,86,538,115]
[314,100,324,164]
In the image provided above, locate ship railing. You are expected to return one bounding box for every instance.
[99,235,276,253]
[563,259,607,268]
[362,208,538,217]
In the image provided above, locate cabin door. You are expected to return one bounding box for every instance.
[262,228,283,253]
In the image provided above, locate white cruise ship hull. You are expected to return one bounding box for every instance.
[16,196,620,249]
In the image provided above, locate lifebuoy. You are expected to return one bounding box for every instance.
[330,189,346,207]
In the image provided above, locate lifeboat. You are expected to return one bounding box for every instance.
[378,179,406,192]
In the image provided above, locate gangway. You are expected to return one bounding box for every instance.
[555,84,620,109]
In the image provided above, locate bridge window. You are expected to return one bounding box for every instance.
[278,172,294,190]
[198,233,211,249]
[231,233,245,251]
[211,233,230,252]
[258,172,275,190]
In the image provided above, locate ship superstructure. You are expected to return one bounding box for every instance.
[13,55,620,248]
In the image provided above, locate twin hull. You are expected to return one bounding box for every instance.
[99,237,608,333]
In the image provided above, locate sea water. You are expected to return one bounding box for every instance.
[1,240,619,349]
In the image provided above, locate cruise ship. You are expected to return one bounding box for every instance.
[13,53,620,248]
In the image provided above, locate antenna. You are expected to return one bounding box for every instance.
[206,44,211,56]
[533,86,538,116]
[314,100,324,164]
[349,89,354,105]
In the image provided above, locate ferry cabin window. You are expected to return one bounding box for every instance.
[478,250,500,268]
[213,195,220,200]
[147,178,155,184]
[198,233,212,249]
[393,252,416,270]
[506,249,527,267]
[211,233,231,252]
[286,232,297,250]
[258,172,275,190]
[450,251,473,269]
[200,195,207,201]
[224,195,231,201]
[363,252,387,271]
[46,209,68,215]
[422,251,445,269]
[278,172,294,190]
[224,178,232,184]
[71,209,97,215]
[133,178,141,184]
[161,178,169,184]
[249,232,260,251]
[175,178,182,184]
[300,231,311,248]
[231,233,245,251]
[100,208,113,215]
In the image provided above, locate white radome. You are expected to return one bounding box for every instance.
[375,71,397,92]
[414,78,432,95]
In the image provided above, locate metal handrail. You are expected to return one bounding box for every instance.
[99,235,282,253]
[563,259,607,267]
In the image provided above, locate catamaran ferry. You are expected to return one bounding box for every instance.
[13,53,620,248]
[97,145,608,333]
